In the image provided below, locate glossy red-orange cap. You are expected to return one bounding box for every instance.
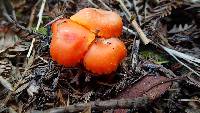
[70,8,123,38]
[51,18,67,35]
[50,19,95,67]
[83,38,127,75]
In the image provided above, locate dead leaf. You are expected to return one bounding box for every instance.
[0,24,19,53]
[114,75,172,113]
[117,75,172,100]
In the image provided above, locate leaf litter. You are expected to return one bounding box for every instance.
[0,0,200,113]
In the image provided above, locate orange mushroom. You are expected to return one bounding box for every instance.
[50,8,126,76]
[70,8,123,38]
[51,18,67,34]
[83,38,127,75]
[50,19,95,67]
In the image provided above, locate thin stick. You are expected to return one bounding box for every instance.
[160,45,200,77]
[36,0,46,30]
[42,97,149,113]
[123,26,136,35]
[117,0,131,17]
[116,0,151,45]
[26,38,35,58]
[131,20,151,45]
[161,46,200,64]
[28,0,41,28]
[27,0,46,58]
[132,0,142,25]
[98,0,112,10]
[44,14,64,27]
[37,56,48,63]
[87,0,99,8]
[131,39,140,69]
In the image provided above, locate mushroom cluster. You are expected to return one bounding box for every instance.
[50,8,127,75]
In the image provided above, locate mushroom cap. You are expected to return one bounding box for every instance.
[50,19,95,67]
[83,38,127,75]
[70,8,123,38]
[51,18,66,34]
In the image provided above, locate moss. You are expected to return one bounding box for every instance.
[139,50,169,64]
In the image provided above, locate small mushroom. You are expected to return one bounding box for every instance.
[83,38,127,75]
[50,8,127,76]
[70,8,123,38]
[50,19,95,67]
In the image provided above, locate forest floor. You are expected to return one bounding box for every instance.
[0,0,200,113]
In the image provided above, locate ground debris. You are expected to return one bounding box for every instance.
[0,0,200,113]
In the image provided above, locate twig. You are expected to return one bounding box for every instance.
[131,20,151,45]
[124,0,132,8]
[0,76,14,91]
[44,15,64,27]
[2,6,42,40]
[159,66,177,78]
[116,0,151,45]
[1,0,42,60]
[98,0,112,10]
[179,99,200,102]
[42,97,149,113]
[117,0,131,17]
[2,0,45,40]
[122,26,136,35]
[87,0,99,8]
[160,45,200,77]
[28,0,41,28]
[144,1,148,21]
[37,56,48,63]
[132,0,142,25]
[26,38,36,58]
[27,0,46,58]
[1,1,14,23]
[0,91,12,108]
[162,46,200,64]
[131,39,140,69]
[36,0,46,30]
[0,0,17,21]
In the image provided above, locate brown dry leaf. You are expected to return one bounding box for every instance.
[0,24,19,53]
[117,75,172,100]
[113,75,172,113]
